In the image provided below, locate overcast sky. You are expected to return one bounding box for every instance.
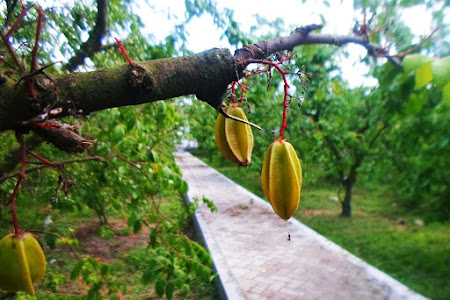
[139,0,443,87]
[36,0,447,87]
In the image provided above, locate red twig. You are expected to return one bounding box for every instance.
[7,134,65,235]
[8,134,27,236]
[26,150,63,170]
[397,28,439,58]
[245,53,294,140]
[115,37,134,66]
[30,6,44,74]
[5,5,33,39]
[0,33,25,73]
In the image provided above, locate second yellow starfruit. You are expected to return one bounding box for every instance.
[214,104,254,167]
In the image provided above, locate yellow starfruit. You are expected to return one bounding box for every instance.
[0,232,46,296]
[214,104,254,166]
[261,139,302,220]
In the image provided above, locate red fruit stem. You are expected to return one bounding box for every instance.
[245,53,293,140]
[237,81,249,102]
[115,37,134,66]
[231,82,237,103]
[8,134,64,236]
[9,134,27,236]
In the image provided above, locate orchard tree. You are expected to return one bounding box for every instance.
[0,0,448,297]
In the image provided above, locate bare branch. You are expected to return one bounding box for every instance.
[235,24,403,70]
[64,0,108,72]
[0,156,106,183]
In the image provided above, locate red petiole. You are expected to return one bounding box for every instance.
[115,37,134,66]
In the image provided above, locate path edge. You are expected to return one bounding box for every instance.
[182,193,245,300]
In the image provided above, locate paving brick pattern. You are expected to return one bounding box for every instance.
[175,151,427,300]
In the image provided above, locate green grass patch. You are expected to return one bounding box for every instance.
[195,152,450,300]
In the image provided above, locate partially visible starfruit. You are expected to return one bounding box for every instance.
[261,139,302,220]
[214,104,254,166]
[0,232,47,296]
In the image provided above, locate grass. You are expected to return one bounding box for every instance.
[195,152,450,300]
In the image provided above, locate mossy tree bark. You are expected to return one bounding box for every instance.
[0,24,398,133]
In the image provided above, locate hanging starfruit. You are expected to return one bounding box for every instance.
[261,139,302,220]
[214,104,254,166]
[0,232,46,296]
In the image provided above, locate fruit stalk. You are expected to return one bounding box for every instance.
[243,53,293,139]
[9,133,27,235]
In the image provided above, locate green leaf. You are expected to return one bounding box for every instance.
[179,180,189,194]
[70,260,84,280]
[45,234,57,250]
[100,264,109,276]
[415,62,433,89]
[400,0,423,7]
[405,93,425,114]
[111,124,126,143]
[316,89,325,101]
[142,264,157,284]
[165,281,175,300]
[319,14,326,25]
[133,219,142,233]
[403,54,432,74]
[431,57,450,88]
[442,83,450,104]
[127,211,137,227]
[155,278,165,297]
[149,227,158,247]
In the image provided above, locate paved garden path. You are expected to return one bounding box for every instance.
[175,150,427,300]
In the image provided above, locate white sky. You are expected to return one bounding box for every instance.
[140,0,443,88]
[35,0,446,87]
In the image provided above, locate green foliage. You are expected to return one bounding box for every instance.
[131,230,215,300]
[70,256,126,299]
[193,196,218,213]
[372,55,449,221]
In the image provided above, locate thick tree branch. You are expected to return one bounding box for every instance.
[64,0,108,72]
[0,24,402,133]
[0,48,236,132]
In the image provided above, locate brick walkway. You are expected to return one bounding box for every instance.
[175,151,427,300]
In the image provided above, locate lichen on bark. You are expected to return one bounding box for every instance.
[0,48,237,132]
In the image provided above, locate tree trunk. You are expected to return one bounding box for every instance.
[340,162,359,218]
[341,176,355,217]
